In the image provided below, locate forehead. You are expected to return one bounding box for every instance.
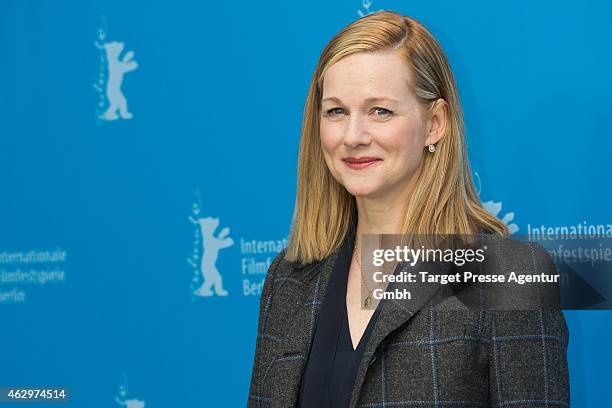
[321,51,414,101]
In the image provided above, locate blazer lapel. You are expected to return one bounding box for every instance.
[348,259,450,408]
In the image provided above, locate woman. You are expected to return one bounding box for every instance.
[248,10,569,408]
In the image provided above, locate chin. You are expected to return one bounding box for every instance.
[346,184,380,198]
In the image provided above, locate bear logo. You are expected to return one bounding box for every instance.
[189,216,233,296]
[474,172,519,234]
[116,399,145,408]
[483,200,519,234]
[115,375,145,408]
[96,41,138,120]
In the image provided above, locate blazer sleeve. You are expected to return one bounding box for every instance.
[487,243,570,407]
[247,248,286,408]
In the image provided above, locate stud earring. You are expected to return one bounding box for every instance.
[428,144,436,153]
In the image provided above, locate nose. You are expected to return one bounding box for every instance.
[343,112,371,148]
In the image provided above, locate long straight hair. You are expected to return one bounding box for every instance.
[285,11,509,264]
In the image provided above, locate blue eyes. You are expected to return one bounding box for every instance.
[373,107,393,117]
[328,107,345,116]
[324,107,393,118]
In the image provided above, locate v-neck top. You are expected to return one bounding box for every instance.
[297,223,382,408]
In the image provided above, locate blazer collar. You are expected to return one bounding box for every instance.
[271,228,449,407]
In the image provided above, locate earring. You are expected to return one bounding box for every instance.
[428,144,436,153]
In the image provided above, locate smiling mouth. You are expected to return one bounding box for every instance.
[342,158,382,170]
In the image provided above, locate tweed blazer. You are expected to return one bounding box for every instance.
[247,236,570,408]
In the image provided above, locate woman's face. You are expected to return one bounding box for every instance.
[319,50,434,200]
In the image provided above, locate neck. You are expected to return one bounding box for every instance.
[354,186,415,237]
[354,194,405,275]
[355,202,404,236]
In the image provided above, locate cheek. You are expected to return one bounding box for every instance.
[382,121,425,168]
[319,124,339,172]
[319,121,341,150]
[382,120,423,152]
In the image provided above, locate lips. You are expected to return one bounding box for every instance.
[342,157,382,170]
[343,157,381,164]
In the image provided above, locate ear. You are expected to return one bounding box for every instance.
[424,99,448,147]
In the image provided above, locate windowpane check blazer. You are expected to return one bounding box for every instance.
[247,237,570,408]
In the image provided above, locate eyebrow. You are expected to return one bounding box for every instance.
[321,96,400,105]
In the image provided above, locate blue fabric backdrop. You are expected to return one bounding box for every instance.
[1,0,610,406]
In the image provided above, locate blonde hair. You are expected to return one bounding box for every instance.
[285,10,509,264]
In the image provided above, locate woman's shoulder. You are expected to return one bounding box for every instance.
[265,246,328,286]
[477,234,553,266]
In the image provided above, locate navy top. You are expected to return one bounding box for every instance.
[297,223,382,408]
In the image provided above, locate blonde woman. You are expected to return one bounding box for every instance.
[248,10,569,408]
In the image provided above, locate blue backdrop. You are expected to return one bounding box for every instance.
[1,0,610,406]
